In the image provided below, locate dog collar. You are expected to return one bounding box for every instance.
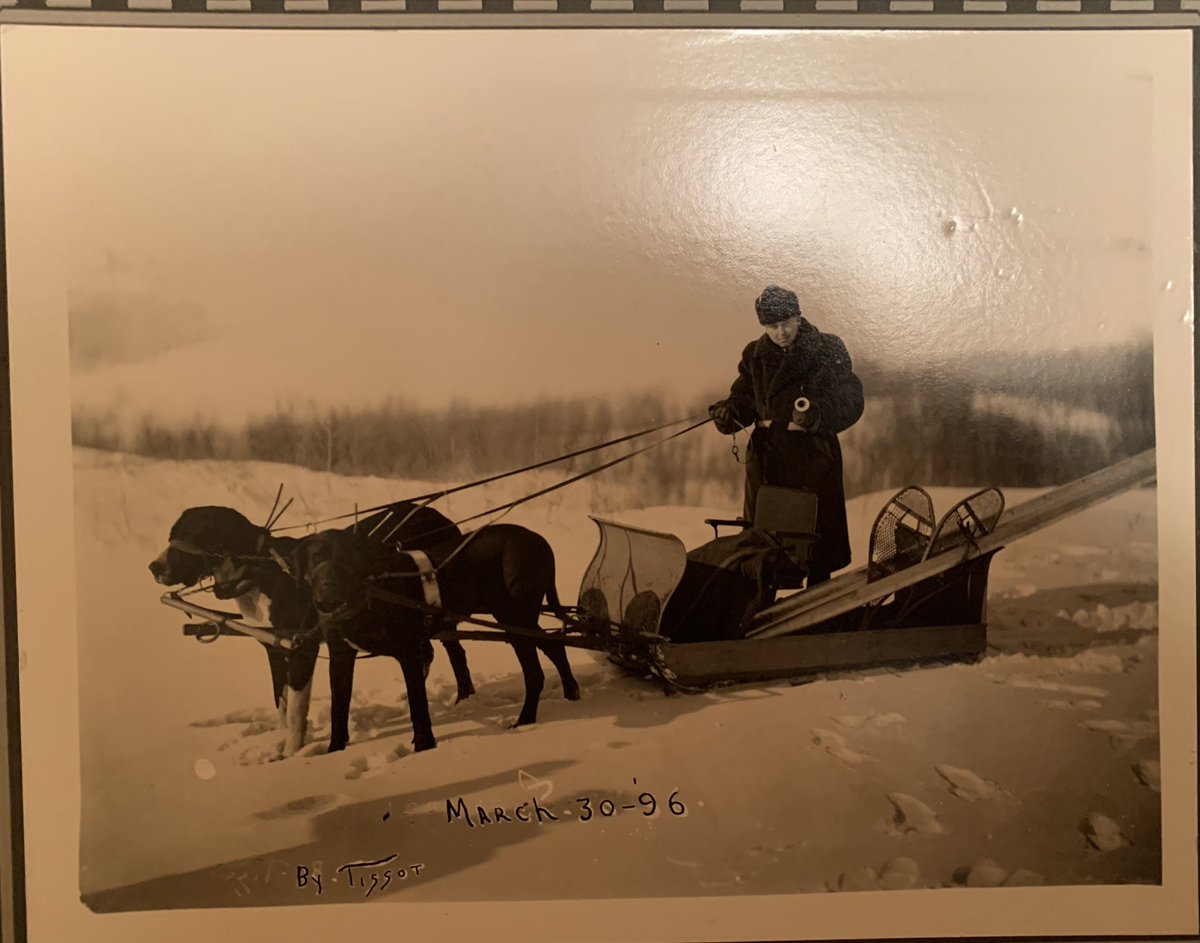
[315,594,369,628]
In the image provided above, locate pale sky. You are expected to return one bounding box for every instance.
[1,26,1160,425]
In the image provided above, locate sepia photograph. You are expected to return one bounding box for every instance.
[1,18,1196,943]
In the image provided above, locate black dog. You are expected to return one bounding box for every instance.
[294,523,581,753]
[148,502,476,755]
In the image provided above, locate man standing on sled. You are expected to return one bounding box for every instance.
[708,285,865,587]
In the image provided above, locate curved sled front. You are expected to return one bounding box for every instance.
[577,517,688,640]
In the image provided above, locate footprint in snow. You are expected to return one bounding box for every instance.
[995,676,1109,699]
[834,712,907,731]
[345,746,409,780]
[934,765,1009,803]
[1002,584,1038,599]
[833,856,926,892]
[1058,651,1130,674]
[811,728,867,765]
[190,706,278,728]
[876,856,921,890]
[1080,719,1158,753]
[1080,718,1157,736]
[954,858,1008,887]
[437,689,477,711]
[952,859,1046,887]
[886,793,945,835]
[1042,698,1103,711]
[1082,812,1129,851]
[255,793,343,820]
[1132,759,1161,793]
[234,739,286,766]
[837,865,881,892]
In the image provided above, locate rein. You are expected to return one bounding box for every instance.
[314,595,370,628]
[358,580,554,638]
[371,415,713,549]
[269,413,710,535]
[456,416,710,530]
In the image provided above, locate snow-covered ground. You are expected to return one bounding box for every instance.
[71,447,1161,911]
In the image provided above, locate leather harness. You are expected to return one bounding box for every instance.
[316,549,445,652]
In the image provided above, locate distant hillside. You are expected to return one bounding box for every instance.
[71,340,1155,510]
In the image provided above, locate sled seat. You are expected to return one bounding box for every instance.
[706,485,819,538]
[705,485,819,589]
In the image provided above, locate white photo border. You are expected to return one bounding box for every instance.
[0,15,1196,943]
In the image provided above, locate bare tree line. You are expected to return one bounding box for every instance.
[71,342,1155,508]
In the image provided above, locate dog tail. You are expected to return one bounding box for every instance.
[544,580,571,623]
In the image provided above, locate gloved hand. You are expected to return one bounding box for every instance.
[708,400,742,435]
[791,400,821,432]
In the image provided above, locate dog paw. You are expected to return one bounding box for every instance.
[413,738,437,753]
[326,741,348,755]
[563,685,582,702]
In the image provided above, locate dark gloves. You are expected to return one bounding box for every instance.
[708,400,742,435]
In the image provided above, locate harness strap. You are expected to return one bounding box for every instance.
[169,529,274,565]
[316,550,443,632]
[405,551,443,610]
[168,538,214,557]
[432,523,506,574]
[268,547,293,577]
[377,501,437,546]
[363,581,490,632]
[314,594,369,628]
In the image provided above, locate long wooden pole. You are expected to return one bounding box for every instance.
[160,593,296,651]
[746,449,1157,640]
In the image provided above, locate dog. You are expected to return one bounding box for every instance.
[293,522,581,753]
[148,501,477,755]
[208,548,324,755]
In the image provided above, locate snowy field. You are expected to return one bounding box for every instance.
[71,447,1161,911]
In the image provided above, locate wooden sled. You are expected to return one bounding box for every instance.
[606,451,1154,689]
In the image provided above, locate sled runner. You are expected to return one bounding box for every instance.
[162,448,1157,692]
